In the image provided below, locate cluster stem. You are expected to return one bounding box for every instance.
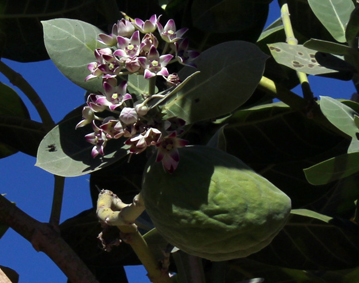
[96,190,172,283]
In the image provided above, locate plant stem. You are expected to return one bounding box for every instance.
[0,61,55,130]
[49,176,65,226]
[258,76,350,139]
[97,190,172,283]
[281,2,314,102]
[0,195,99,283]
[172,252,206,283]
[149,77,157,96]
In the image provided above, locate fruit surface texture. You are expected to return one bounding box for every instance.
[142,146,292,261]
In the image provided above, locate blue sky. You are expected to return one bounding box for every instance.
[0,2,356,283]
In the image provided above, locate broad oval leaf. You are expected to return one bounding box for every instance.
[304,151,359,185]
[223,102,347,208]
[192,0,272,33]
[308,0,355,43]
[35,106,128,177]
[320,96,359,138]
[162,41,268,124]
[346,6,359,44]
[249,208,359,269]
[42,18,104,93]
[0,82,30,158]
[0,117,46,157]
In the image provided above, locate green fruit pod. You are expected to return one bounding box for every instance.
[142,145,291,261]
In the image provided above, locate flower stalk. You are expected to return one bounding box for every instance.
[96,190,172,283]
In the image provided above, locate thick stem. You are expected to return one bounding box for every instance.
[0,268,12,283]
[96,190,172,283]
[0,61,54,130]
[172,251,206,283]
[0,195,99,283]
[281,3,314,102]
[123,229,172,283]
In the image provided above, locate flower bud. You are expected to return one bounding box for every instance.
[120,107,138,125]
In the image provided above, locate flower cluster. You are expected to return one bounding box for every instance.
[77,14,199,173]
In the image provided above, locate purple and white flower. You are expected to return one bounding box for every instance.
[133,14,158,33]
[138,45,173,79]
[157,19,188,43]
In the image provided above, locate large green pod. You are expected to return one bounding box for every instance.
[142,146,291,261]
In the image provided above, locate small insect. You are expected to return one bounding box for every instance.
[47,144,57,152]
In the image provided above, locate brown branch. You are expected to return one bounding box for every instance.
[0,268,12,283]
[0,195,99,283]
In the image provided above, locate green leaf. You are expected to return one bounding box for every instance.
[249,209,359,270]
[192,0,271,33]
[42,18,104,92]
[268,42,340,75]
[346,6,359,44]
[304,151,359,185]
[223,102,348,208]
[162,41,268,124]
[347,137,359,153]
[206,125,227,151]
[127,74,157,101]
[0,117,46,157]
[320,96,359,138]
[308,0,355,43]
[35,106,128,177]
[304,38,351,55]
[0,82,31,158]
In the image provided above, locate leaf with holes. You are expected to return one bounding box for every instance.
[308,0,355,43]
[268,43,340,75]
[162,41,268,124]
[35,106,128,177]
[42,18,104,92]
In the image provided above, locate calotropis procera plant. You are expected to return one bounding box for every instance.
[4,0,359,282]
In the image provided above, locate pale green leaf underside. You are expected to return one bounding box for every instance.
[35,110,128,177]
[319,96,359,138]
[308,0,354,43]
[163,41,268,124]
[268,43,338,75]
[42,18,104,93]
